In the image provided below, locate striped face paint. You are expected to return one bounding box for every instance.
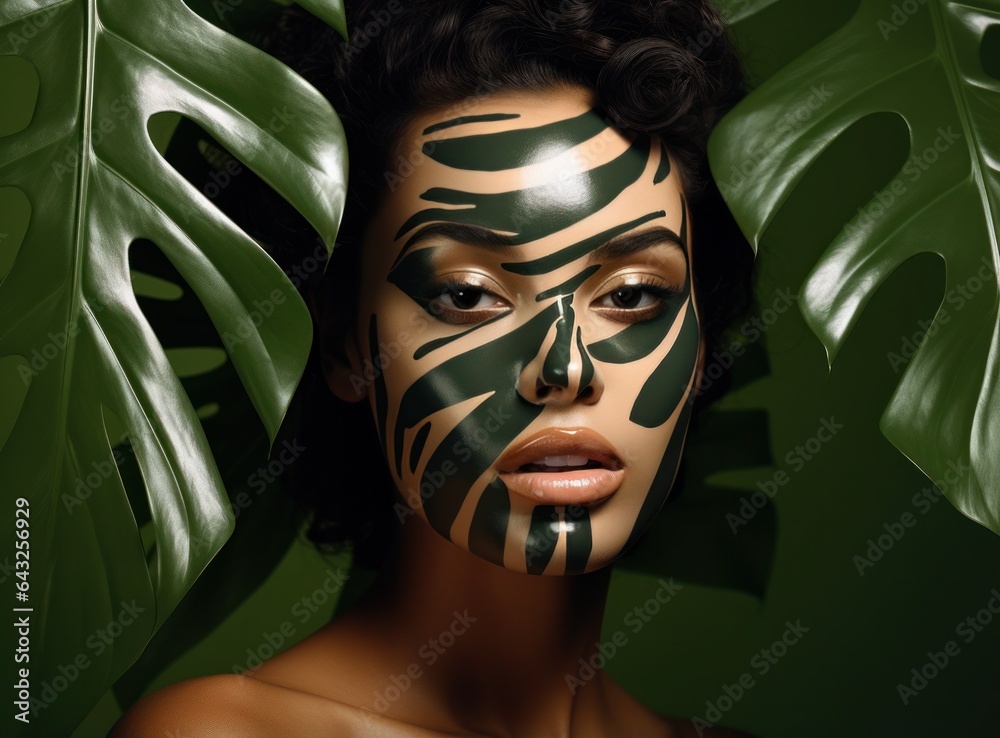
[354,88,701,575]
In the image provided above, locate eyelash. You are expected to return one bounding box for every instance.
[418,278,511,326]
[592,277,683,323]
[416,276,683,326]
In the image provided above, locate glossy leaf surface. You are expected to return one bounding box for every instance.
[0,0,346,732]
[710,0,1000,533]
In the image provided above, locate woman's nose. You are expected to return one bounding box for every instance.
[517,301,603,406]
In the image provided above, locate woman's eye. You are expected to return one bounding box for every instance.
[434,285,496,311]
[600,285,659,310]
[593,282,680,323]
[425,282,511,324]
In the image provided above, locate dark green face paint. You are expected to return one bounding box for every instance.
[654,139,672,184]
[526,506,560,575]
[376,106,698,574]
[468,478,510,567]
[541,296,575,389]
[563,506,592,575]
[386,247,514,360]
[501,212,664,276]
[391,303,556,533]
[523,505,592,575]
[587,203,689,363]
[394,133,651,244]
[422,113,521,135]
[411,311,509,361]
[622,400,695,554]
[575,327,594,391]
[629,305,700,428]
[409,422,432,474]
[423,109,609,171]
[535,265,601,302]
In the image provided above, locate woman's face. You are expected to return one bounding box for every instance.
[343,86,703,575]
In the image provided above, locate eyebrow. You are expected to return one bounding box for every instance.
[395,222,686,270]
[397,222,519,263]
[588,226,687,263]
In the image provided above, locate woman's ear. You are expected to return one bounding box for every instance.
[310,282,369,403]
[323,329,369,403]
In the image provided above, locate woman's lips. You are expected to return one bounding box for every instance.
[496,428,625,505]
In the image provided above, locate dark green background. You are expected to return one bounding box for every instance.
[3,1,999,735]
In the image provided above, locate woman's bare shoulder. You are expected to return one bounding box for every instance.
[110,674,317,737]
[110,674,267,737]
[109,671,462,738]
[109,672,387,738]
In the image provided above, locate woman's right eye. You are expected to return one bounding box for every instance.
[425,281,512,325]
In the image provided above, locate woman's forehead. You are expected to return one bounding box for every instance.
[405,85,600,144]
[371,87,687,266]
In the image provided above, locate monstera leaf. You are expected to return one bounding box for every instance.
[0,0,346,733]
[112,122,309,709]
[710,0,1000,534]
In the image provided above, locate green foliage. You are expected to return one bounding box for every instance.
[710,0,1000,534]
[619,343,777,599]
[0,0,346,733]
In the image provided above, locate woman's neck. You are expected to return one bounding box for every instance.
[347,516,614,735]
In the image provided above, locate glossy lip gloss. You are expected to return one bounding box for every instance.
[496,427,625,505]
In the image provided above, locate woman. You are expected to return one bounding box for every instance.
[114,0,754,734]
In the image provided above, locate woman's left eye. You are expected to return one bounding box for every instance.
[592,281,680,322]
[597,285,661,310]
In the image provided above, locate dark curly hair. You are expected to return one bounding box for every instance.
[256,0,754,567]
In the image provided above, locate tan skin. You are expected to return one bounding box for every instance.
[112,88,754,738]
